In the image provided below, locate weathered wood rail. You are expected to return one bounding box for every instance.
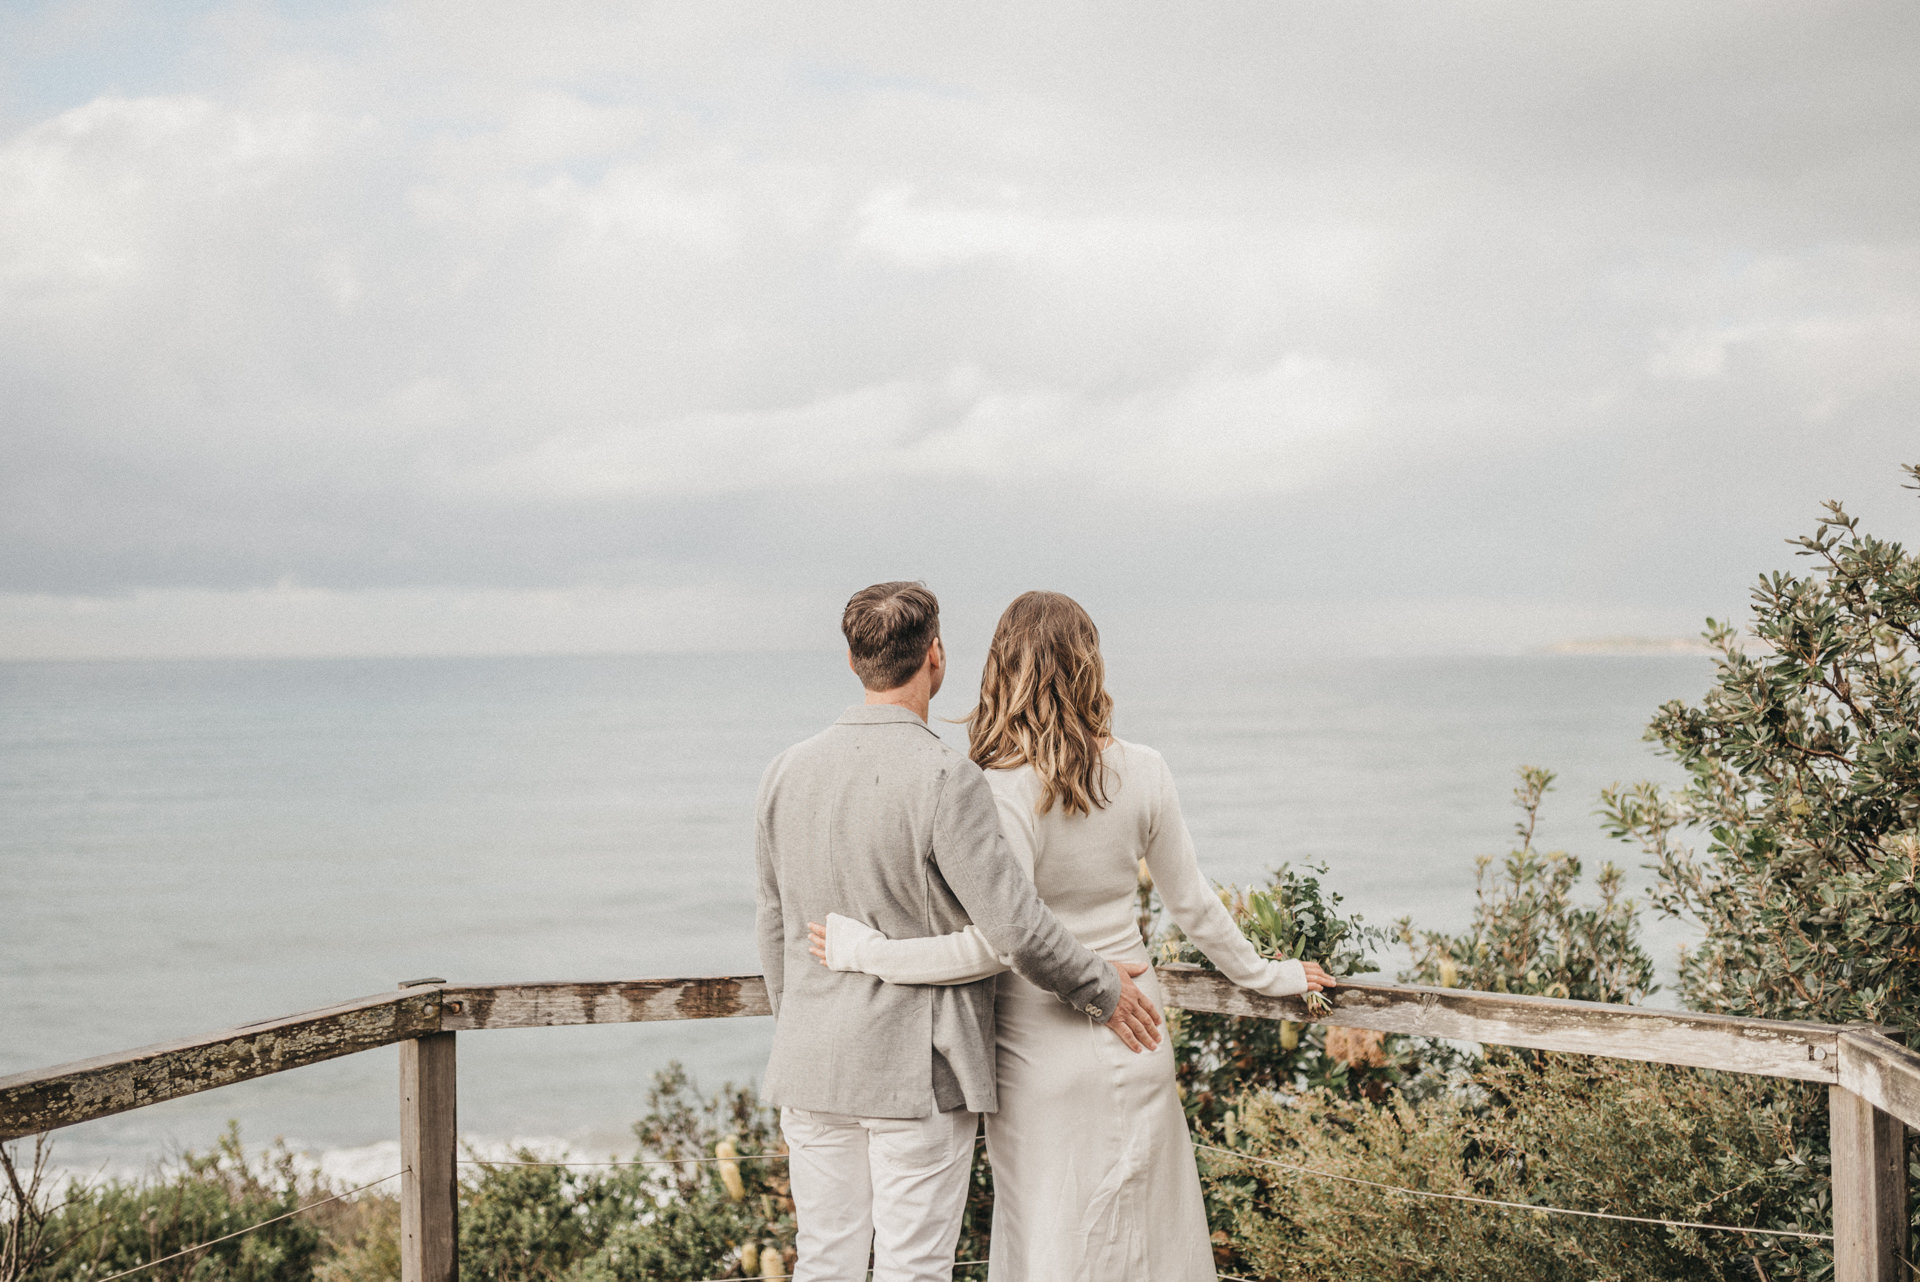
[4,969,1915,1281]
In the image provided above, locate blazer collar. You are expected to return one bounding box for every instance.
[835,703,938,736]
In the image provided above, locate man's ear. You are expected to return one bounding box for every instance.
[847,647,858,674]
[928,636,946,673]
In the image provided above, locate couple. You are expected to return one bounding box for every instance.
[753,582,1334,1282]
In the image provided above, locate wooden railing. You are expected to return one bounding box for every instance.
[4,970,1915,1281]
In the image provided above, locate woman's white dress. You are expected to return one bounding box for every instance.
[824,739,1307,1282]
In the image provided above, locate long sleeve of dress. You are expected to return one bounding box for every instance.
[824,913,1012,985]
[823,774,1046,985]
[1143,755,1308,998]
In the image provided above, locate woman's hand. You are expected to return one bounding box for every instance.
[807,921,829,967]
[1302,961,1337,992]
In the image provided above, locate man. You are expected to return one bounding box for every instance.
[754,581,1162,1282]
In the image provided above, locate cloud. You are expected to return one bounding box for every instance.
[2,1,1917,656]
[451,354,1376,502]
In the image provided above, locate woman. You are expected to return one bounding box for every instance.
[806,591,1334,1282]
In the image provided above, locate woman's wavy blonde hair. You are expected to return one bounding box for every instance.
[966,591,1114,816]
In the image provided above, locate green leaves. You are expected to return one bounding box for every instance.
[1601,462,1920,1036]
[1243,864,1383,979]
[11,1124,324,1282]
[1401,767,1658,1006]
[459,1066,796,1282]
[1156,864,1405,1131]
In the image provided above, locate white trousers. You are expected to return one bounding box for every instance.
[781,1105,979,1282]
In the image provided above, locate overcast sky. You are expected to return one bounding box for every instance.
[2,0,1916,660]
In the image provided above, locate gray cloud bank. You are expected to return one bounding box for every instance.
[2,1,1917,657]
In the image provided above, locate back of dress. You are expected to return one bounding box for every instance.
[985,738,1165,964]
[985,737,1308,999]
[977,737,1225,1282]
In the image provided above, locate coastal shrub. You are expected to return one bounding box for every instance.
[307,1192,398,1282]
[1200,767,1832,1281]
[1,1070,797,1282]
[1600,466,1920,1036]
[1398,765,1657,1006]
[459,1065,795,1282]
[1160,862,1401,1131]
[3,1137,73,1282]
[1,1125,322,1282]
[1202,470,1920,1281]
[1597,463,1920,1266]
[1208,1057,1821,1282]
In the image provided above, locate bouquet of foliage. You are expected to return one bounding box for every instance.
[1153,863,1396,1129]
[1160,861,1384,1015]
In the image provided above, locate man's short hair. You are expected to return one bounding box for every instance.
[842,581,940,692]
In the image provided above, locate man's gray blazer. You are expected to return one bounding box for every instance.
[755,704,1122,1118]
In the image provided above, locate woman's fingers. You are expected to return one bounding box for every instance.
[807,921,829,966]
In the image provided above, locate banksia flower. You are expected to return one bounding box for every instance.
[715,1137,745,1202]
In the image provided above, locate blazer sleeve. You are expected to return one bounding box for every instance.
[1142,753,1308,998]
[929,764,1122,1019]
[752,761,785,1017]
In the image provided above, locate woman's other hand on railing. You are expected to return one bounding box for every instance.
[1302,961,1337,992]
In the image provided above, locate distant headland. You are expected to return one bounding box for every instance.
[1541,635,1716,656]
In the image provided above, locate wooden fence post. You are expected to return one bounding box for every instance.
[1830,1083,1909,1282]
[399,980,456,1282]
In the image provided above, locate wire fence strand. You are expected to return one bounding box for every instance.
[680,1258,987,1282]
[458,1151,790,1169]
[1194,1142,1834,1243]
[88,1169,407,1282]
[457,1134,988,1170]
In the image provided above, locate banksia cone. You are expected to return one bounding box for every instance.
[714,1137,745,1202]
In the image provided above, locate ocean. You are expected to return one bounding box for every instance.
[1,649,1712,1179]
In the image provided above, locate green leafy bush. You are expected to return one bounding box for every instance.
[1209,1058,1823,1282]
[1160,863,1401,1130]
[3,1125,322,1282]
[1400,766,1657,1005]
[3,1071,795,1282]
[1603,465,1920,1034]
[458,1065,794,1282]
[1205,469,1920,1280]
[1595,463,1920,1271]
[1198,775,1833,1282]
